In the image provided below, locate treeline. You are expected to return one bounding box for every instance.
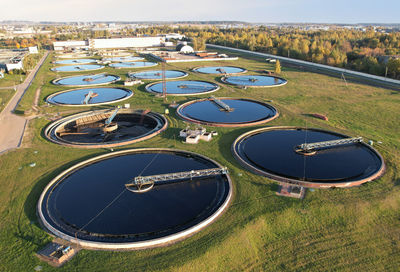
[193,27,400,79]
[136,25,400,79]
[1,25,399,78]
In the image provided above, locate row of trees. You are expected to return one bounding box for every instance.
[1,25,399,78]
[130,24,400,79]
[199,27,400,79]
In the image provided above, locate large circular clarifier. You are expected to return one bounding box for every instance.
[54,59,97,65]
[177,98,278,127]
[129,70,188,80]
[38,149,232,249]
[103,56,144,62]
[45,109,167,148]
[146,80,219,96]
[52,73,120,86]
[46,87,133,106]
[222,75,287,87]
[193,66,246,74]
[51,64,104,72]
[109,62,157,69]
[233,127,385,188]
[58,53,89,59]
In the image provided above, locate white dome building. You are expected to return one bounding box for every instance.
[176,44,194,54]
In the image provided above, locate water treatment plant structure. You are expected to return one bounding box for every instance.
[232,126,385,188]
[37,148,232,250]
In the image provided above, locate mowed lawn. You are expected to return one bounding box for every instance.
[0,50,399,272]
[0,89,15,113]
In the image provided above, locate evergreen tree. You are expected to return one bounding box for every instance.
[275,60,281,74]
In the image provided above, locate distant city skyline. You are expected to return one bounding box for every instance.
[2,0,400,24]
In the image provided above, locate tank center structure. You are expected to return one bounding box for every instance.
[45,109,167,148]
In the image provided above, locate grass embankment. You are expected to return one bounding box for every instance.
[0,50,399,271]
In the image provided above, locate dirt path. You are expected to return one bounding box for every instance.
[0,51,49,155]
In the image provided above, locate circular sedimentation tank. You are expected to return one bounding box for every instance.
[38,148,232,249]
[54,59,97,65]
[177,97,278,127]
[58,53,89,59]
[103,56,144,62]
[45,109,167,148]
[129,70,188,80]
[46,87,133,106]
[146,80,219,96]
[222,75,287,88]
[193,66,247,75]
[52,73,120,86]
[51,64,104,72]
[232,127,385,188]
[109,62,157,69]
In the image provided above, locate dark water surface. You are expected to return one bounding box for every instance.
[54,74,119,86]
[51,64,104,72]
[179,99,277,124]
[130,70,187,79]
[235,128,382,182]
[224,75,286,86]
[41,151,230,243]
[194,66,246,74]
[47,87,132,105]
[147,80,218,95]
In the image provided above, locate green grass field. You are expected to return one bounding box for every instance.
[0,50,399,272]
[0,89,14,112]
[0,73,25,88]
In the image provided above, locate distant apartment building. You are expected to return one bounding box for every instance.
[53,37,165,51]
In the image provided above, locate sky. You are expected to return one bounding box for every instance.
[1,0,400,24]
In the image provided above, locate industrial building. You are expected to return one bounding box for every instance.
[0,46,38,72]
[53,37,165,51]
[0,49,25,72]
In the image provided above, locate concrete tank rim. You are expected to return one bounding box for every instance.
[44,108,168,148]
[50,64,105,72]
[37,148,233,250]
[53,58,99,65]
[192,65,248,75]
[51,73,121,87]
[176,97,279,127]
[221,74,288,88]
[231,126,386,188]
[102,56,145,62]
[108,62,158,69]
[128,69,188,80]
[145,80,220,96]
[45,86,134,107]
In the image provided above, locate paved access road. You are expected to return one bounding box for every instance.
[0,51,49,154]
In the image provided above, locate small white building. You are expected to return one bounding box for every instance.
[28,46,39,54]
[186,134,200,144]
